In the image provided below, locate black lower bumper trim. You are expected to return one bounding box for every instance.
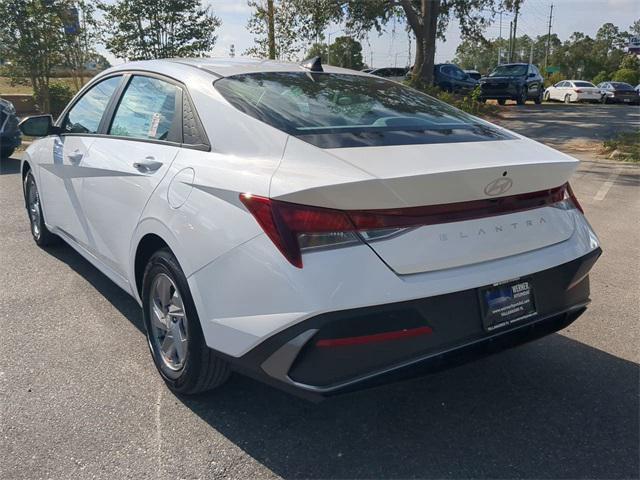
[231,248,601,399]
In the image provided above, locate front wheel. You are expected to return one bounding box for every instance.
[142,248,230,395]
[516,88,528,105]
[24,171,58,246]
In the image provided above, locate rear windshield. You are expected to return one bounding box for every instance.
[610,82,633,90]
[573,81,595,87]
[214,72,512,148]
[489,65,528,77]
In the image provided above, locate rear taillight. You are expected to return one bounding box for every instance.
[239,194,359,268]
[241,183,575,268]
[566,182,584,213]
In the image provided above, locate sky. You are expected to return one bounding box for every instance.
[101,0,640,68]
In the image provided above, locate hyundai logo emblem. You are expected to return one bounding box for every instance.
[484,177,513,196]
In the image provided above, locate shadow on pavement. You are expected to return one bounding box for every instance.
[39,221,639,480]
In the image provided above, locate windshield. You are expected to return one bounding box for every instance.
[215,72,511,148]
[574,81,595,88]
[489,65,528,77]
[610,82,633,90]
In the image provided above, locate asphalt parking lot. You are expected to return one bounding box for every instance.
[1,106,639,479]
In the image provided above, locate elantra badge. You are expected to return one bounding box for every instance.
[484,177,513,196]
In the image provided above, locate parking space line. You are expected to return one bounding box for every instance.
[593,170,620,201]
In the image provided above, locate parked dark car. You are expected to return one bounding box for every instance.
[597,82,640,104]
[0,98,21,158]
[464,69,482,81]
[479,63,544,105]
[433,63,478,93]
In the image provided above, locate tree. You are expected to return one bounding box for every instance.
[338,0,511,85]
[0,0,67,112]
[98,0,221,60]
[306,43,328,63]
[245,0,302,61]
[328,36,364,69]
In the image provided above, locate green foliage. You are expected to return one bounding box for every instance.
[98,0,221,60]
[411,82,499,118]
[603,131,640,162]
[591,71,609,86]
[611,68,639,85]
[48,82,74,118]
[328,36,364,69]
[306,43,328,63]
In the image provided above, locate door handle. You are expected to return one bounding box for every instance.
[67,151,83,164]
[133,157,163,173]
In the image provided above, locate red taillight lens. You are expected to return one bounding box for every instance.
[241,183,574,268]
[239,194,358,268]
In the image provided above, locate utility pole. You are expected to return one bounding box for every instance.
[510,0,521,62]
[267,0,276,60]
[544,4,554,72]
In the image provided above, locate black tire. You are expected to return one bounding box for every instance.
[535,90,543,104]
[1,147,15,159]
[516,88,528,105]
[497,99,506,105]
[142,248,230,395]
[24,171,59,246]
[564,94,571,104]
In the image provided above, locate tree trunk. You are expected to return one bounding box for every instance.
[404,0,440,86]
[267,0,276,59]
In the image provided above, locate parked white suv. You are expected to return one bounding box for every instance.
[19,58,601,399]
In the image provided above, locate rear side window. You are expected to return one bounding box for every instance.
[63,76,122,134]
[109,76,180,141]
[215,72,512,148]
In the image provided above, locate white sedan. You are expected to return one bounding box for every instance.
[18,58,601,399]
[544,80,602,103]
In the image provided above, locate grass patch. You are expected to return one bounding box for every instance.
[0,76,79,95]
[602,131,640,162]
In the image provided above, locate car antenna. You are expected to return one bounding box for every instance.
[300,56,323,73]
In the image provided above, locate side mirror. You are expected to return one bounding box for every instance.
[19,115,58,137]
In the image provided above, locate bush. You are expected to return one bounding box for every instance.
[611,68,639,86]
[409,82,499,118]
[48,82,74,117]
[591,71,609,85]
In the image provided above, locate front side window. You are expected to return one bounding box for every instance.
[215,72,512,148]
[109,76,180,141]
[63,76,122,134]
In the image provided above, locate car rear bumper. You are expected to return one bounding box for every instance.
[228,247,601,400]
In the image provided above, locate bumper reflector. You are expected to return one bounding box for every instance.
[316,326,433,348]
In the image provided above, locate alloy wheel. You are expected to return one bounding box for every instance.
[149,273,189,377]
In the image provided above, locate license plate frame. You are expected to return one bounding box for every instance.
[478,278,537,332]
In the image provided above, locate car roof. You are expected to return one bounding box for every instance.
[105,57,370,79]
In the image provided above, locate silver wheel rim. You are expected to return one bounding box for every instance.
[149,273,188,377]
[27,178,41,239]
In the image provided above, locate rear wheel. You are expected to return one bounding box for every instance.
[142,248,230,394]
[497,99,506,105]
[24,171,58,246]
[535,90,543,104]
